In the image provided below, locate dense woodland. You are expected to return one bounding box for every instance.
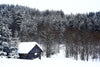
[0,4,100,60]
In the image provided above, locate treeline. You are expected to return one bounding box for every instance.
[0,4,100,60]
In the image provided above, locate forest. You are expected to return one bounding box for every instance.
[0,4,100,61]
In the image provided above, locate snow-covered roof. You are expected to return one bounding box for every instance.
[18,42,43,53]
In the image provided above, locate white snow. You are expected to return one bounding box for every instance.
[18,42,42,53]
[0,42,100,67]
[0,52,100,67]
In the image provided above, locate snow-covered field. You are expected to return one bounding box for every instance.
[0,51,100,67]
[0,57,99,67]
[0,45,100,67]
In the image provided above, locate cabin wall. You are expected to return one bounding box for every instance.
[27,45,42,59]
[29,45,42,53]
[19,54,28,59]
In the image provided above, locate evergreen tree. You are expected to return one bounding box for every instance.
[0,23,19,58]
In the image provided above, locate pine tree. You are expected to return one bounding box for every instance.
[0,23,7,58]
[0,23,19,58]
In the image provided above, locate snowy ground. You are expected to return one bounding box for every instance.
[0,45,100,67]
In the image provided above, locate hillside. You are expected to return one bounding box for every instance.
[0,4,100,60]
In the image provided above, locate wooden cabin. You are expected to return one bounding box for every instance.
[18,42,43,59]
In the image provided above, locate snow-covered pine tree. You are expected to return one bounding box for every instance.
[8,37,19,58]
[0,23,7,58]
[0,23,19,58]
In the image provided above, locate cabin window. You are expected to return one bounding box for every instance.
[34,53,38,55]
